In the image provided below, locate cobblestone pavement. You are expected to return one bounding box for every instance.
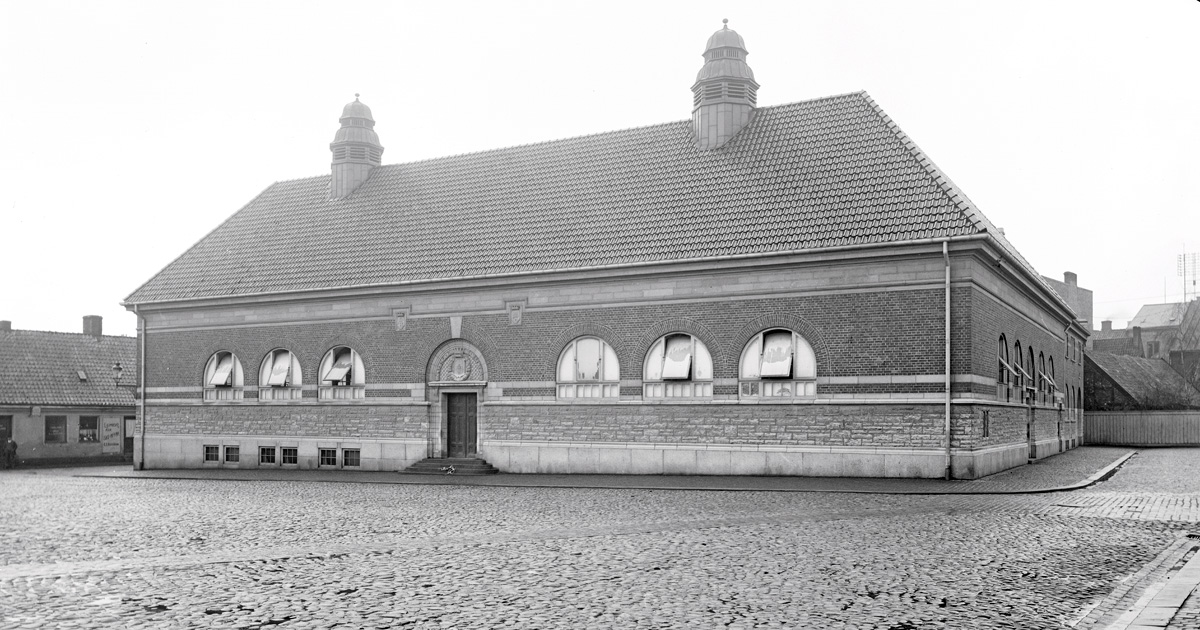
[1,449,1199,629]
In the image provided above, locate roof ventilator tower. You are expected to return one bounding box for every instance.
[692,19,759,150]
[329,94,384,199]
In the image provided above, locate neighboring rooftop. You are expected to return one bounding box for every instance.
[0,318,136,407]
[1087,351,1200,408]
[1130,303,1188,328]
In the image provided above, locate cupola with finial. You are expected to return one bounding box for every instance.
[329,94,384,199]
[692,19,759,150]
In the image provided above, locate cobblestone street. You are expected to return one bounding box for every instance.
[2,448,1200,629]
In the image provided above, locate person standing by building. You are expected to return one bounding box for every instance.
[3,437,16,469]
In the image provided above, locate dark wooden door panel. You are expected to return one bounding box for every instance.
[447,393,478,457]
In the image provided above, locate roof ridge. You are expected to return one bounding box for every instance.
[290,92,875,179]
[2,328,136,340]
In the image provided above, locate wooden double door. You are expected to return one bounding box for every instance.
[446,393,478,457]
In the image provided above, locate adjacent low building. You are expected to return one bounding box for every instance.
[123,23,1087,478]
[0,317,137,464]
[1085,351,1200,410]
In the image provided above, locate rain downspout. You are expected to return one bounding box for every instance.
[944,241,952,480]
[135,305,146,470]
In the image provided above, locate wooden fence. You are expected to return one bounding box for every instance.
[1085,411,1200,446]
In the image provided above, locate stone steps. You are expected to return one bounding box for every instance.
[404,457,499,475]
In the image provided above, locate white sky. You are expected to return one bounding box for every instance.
[1,0,1197,338]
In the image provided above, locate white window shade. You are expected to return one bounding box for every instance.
[209,354,234,387]
[558,344,577,381]
[662,335,693,380]
[602,345,619,381]
[268,351,291,386]
[693,338,713,380]
[575,338,602,381]
[794,336,816,379]
[324,351,353,383]
[740,336,762,379]
[760,330,793,377]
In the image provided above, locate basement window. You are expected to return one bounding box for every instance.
[281,447,298,465]
[224,446,240,463]
[343,449,360,467]
[319,449,337,467]
[204,445,219,462]
[259,447,276,465]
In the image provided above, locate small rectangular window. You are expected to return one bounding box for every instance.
[204,445,219,462]
[78,416,99,442]
[343,449,360,467]
[44,416,67,443]
[982,411,990,438]
[282,447,298,465]
[259,447,276,464]
[225,446,240,463]
[319,449,337,466]
[77,370,88,381]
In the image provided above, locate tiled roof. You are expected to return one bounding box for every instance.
[0,330,137,407]
[1087,351,1200,406]
[1130,303,1187,328]
[126,92,1034,305]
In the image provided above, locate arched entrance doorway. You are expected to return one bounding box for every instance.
[426,340,488,458]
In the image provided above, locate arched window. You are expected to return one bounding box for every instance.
[1027,349,1037,396]
[203,351,244,401]
[997,335,1011,400]
[1046,357,1057,400]
[318,346,364,400]
[557,337,619,398]
[1038,352,1047,395]
[643,333,713,398]
[1013,342,1025,391]
[259,349,303,401]
[739,329,816,398]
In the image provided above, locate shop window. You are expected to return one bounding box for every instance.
[44,416,67,443]
[259,349,303,400]
[738,329,817,398]
[204,445,219,462]
[282,447,298,465]
[557,337,620,398]
[78,416,99,442]
[643,333,713,398]
[343,449,361,467]
[203,351,245,401]
[259,447,276,465]
[225,446,240,463]
[319,448,338,466]
[318,347,365,400]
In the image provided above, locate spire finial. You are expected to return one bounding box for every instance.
[355,93,360,100]
[722,18,728,29]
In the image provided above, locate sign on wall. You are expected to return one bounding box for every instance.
[101,417,122,453]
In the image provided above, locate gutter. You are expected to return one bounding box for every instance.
[135,305,146,471]
[943,240,952,480]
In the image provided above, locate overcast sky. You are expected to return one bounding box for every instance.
[2,0,1197,338]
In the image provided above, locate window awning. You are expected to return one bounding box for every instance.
[662,335,693,380]
[209,354,234,386]
[324,351,353,382]
[760,331,793,377]
[268,351,291,386]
